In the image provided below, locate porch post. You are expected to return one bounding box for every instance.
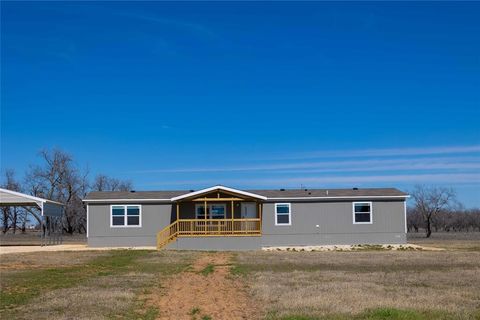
[204,200,207,233]
[231,200,234,234]
[259,202,262,232]
[176,203,179,222]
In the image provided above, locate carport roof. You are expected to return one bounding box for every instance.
[0,188,64,217]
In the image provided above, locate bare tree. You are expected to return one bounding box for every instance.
[25,149,71,200]
[1,169,23,233]
[92,174,132,192]
[411,185,457,238]
[468,209,480,232]
[61,161,89,234]
[24,149,88,234]
[21,149,134,234]
[407,206,423,232]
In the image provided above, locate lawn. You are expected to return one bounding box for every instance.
[0,234,479,320]
[0,250,197,319]
[232,234,480,320]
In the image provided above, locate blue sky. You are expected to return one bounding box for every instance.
[1,2,479,207]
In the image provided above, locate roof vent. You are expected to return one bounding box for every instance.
[130,190,136,193]
[189,189,195,192]
[353,187,358,190]
[326,190,329,195]
[280,188,285,191]
[308,192,312,195]
[304,188,308,191]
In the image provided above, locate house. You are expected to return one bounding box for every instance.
[83,185,409,250]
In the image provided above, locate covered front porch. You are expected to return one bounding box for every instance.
[157,186,265,249]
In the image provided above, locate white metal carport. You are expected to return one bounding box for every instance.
[0,188,64,245]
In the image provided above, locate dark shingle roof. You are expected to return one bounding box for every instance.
[249,188,407,198]
[85,190,186,200]
[84,187,407,201]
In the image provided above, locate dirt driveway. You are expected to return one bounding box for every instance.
[149,252,261,320]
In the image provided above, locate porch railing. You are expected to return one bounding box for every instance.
[156,218,261,249]
[177,218,261,236]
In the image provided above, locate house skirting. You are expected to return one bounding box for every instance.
[88,233,406,249]
[261,232,406,247]
[88,236,156,247]
[166,236,262,251]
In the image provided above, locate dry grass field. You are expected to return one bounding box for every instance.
[231,233,480,320]
[0,233,479,320]
[408,231,480,251]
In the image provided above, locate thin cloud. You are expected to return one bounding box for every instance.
[132,155,480,174]
[141,173,480,188]
[276,145,480,160]
[276,162,480,174]
[116,12,216,39]
[255,173,480,185]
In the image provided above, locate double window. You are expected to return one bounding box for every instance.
[353,202,372,224]
[275,203,291,226]
[195,204,226,219]
[111,205,141,227]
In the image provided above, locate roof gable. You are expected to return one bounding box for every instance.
[171,185,267,201]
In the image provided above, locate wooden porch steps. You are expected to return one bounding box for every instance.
[156,221,179,249]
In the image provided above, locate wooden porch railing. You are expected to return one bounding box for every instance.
[156,218,261,249]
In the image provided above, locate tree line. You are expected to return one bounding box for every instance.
[408,207,480,235]
[407,185,480,237]
[1,149,132,234]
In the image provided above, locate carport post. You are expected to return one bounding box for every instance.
[40,216,45,247]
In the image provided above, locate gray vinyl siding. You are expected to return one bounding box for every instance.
[87,199,406,248]
[88,203,172,247]
[261,200,406,246]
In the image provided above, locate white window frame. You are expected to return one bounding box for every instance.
[352,202,373,224]
[275,203,292,226]
[195,203,226,220]
[110,204,142,228]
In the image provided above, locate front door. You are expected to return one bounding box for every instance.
[241,202,257,219]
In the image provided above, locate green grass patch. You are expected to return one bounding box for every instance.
[230,264,249,276]
[200,264,215,276]
[229,253,250,276]
[189,307,201,315]
[360,308,431,320]
[118,301,159,320]
[0,250,151,310]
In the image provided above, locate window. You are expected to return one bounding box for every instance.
[353,202,372,224]
[210,205,226,219]
[111,205,141,227]
[195,204,226,220]
[275,203,291,226]
[196,205,206,220]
